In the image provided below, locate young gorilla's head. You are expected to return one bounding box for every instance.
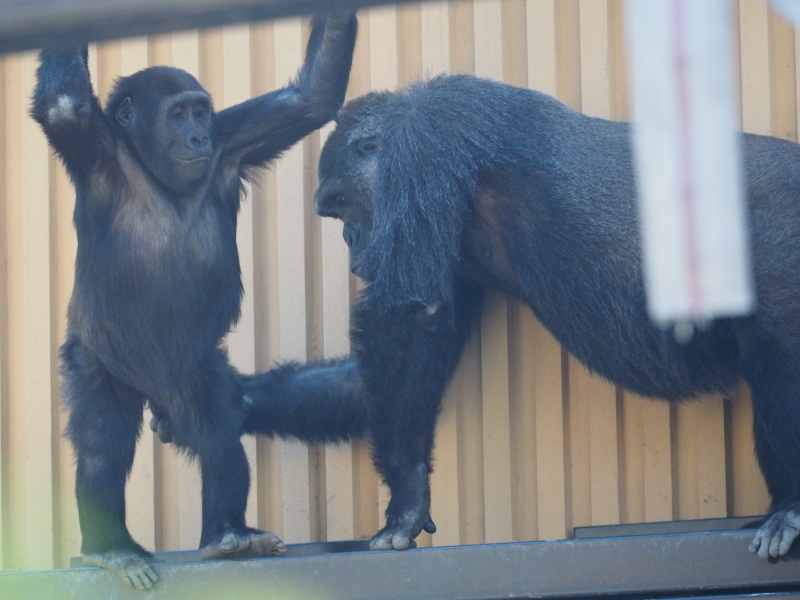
[106,67,214,193]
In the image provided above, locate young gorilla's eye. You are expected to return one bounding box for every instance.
[169,107,185,121]
[193,106,208,120]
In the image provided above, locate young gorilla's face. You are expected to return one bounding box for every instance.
[109,68,215,193]
[156,91,213,185]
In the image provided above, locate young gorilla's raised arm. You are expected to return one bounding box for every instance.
[31,45,110,179]
[216,12,357,167]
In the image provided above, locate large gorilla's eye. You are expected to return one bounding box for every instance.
[355,137,378,156]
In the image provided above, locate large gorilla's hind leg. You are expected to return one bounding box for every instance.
[740,333,800,558]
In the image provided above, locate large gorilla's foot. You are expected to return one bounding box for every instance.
[84,549,158,591]
[749,502,800,558]
[200,528,285,560]
[370,512,436,550]
[370,461,436,550]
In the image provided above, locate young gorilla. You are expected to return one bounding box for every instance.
[31,13,356,590]
[239,74,800,559]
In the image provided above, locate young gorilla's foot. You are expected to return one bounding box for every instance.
[369,512,436,551]
[83,549,159,590]
[200,528,286,560]
[749,503,800,558]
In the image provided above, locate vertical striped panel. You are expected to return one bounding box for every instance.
[0,56,7,570]
[273,17,314,544]
[474,0,514,547]
[0,0,785,571]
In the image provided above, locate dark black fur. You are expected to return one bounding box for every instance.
[241,359,368,441]
[243,73,800,557]
[31,13,356,589]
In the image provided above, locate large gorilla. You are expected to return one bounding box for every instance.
[31,13,357,590]
[242,74,800,558]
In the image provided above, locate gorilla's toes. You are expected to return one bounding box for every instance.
[369,527,417,551]
[84,550,159,591]
[200,529,285,560]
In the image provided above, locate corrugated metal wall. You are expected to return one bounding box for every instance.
[0,0,790,572]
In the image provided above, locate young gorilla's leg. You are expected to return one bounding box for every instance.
[353,283,483,550]
[62,338,158,590]
[169,349,284,559]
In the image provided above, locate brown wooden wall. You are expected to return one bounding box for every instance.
[0,0,790,571]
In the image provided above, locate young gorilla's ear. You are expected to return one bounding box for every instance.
[115,97,134,128]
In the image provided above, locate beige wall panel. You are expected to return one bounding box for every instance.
[0,0,789,572]
[320,112,357,541]
[474,0,514,546]
[0,55,5,570]
[21,52,55,569]
[273,17,315,544]
[641,400,673,522]
[733,0,773,518]
[769,8,796,141]
[417,0,463,549]
[622,393,675,525]
[5,52,57,570]
[729,382,770,517]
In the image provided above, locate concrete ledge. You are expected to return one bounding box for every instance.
[2,526,800,600]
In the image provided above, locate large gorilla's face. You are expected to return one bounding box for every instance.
[314,93,390,278]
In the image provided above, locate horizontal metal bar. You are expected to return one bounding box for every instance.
[573,516,762,539]
[0,0,423,55]
[4,530,800,600]
[69,539,371,567]
[668,595,800,600]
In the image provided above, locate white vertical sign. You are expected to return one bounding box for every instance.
[626,0,754,326]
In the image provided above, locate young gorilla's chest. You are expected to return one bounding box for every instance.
[70,170,243,393]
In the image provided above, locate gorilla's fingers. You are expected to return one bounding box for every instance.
[149,414,173,444]
[751,506,800,559]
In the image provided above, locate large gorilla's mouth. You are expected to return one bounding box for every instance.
[342,222,360,248]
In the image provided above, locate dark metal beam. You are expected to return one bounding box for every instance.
[3,529,800,600]
[0,0,423,55]
[573,515,762,539]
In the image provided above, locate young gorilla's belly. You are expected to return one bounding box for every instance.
[71,220,241,396]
